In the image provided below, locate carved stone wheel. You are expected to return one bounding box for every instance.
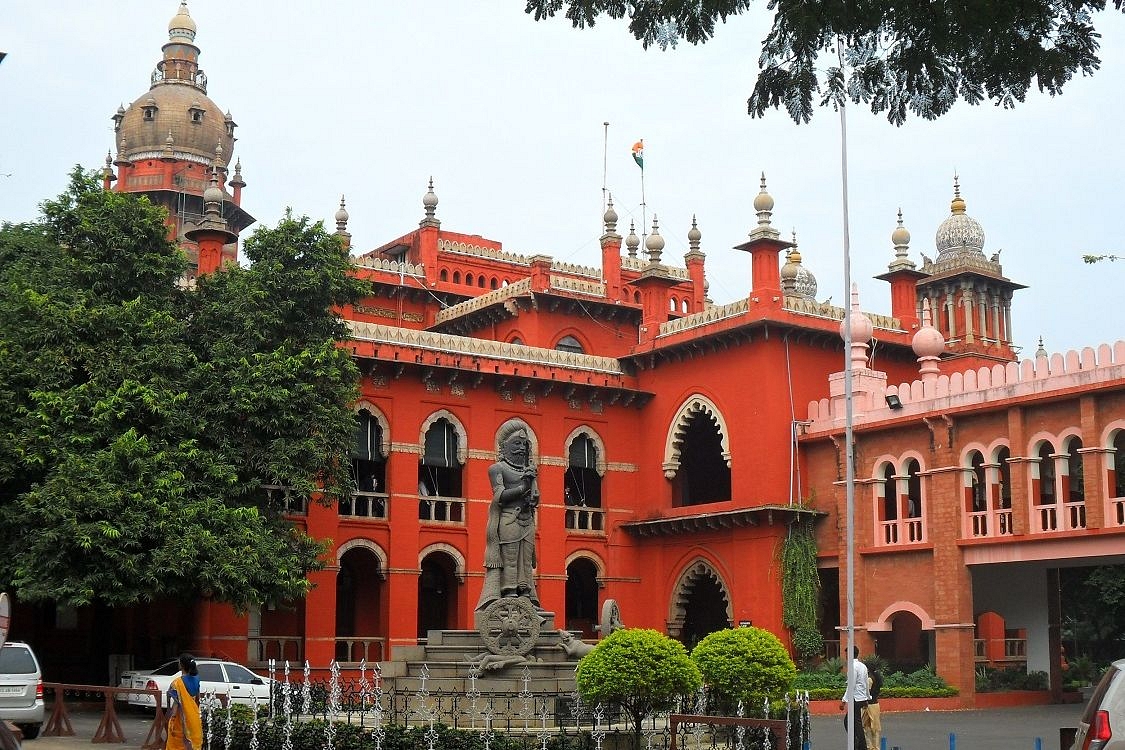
[599,598,623,635]
[478,596,541,656]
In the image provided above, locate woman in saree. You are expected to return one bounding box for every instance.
[165,654,202,750]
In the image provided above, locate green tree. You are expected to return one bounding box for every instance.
[0,169,365,609]
[521,0,1122,124]
[576,628,702,747]
[1060,565,1125,665]
[691,627,797,712]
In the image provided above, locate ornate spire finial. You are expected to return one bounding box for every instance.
[840,282,874,370]
[951,174,967,215]
[420,177,440,227]
[644,215,665,263]
[1036,336,1047,358]
[888,207,915,271]
[912,298,946,378]
[335,195,350,233]
[687,214,701,252]
[625,219,640,258]
[603,194,618,234]
[752,172,775,229]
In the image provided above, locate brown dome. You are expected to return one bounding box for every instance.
[118,82,233,166]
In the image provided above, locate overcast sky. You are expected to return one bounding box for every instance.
[2,2,1122,359]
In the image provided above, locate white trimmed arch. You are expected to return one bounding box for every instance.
[662,394,731,479]
[419,542,466,582]
[418,409,468,465]
[565,549,607,581]
[354,400,391,458]
[868,600,936,631]
[666,557,733,638]
[563,425,607,477]
[336,538,388,580]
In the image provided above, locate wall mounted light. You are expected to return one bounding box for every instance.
[885,394,903,410]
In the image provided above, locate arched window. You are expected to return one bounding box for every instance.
[669,296,677,312]
[419,417,463,501]
[1037,442,1056,506]
[490,277,499,289]
[565,433,602,509]
[1113,431,1125,499]
[905,458,922,518]
[346,409,387,518]
[465,272,474,286]
[556,335,584,354]
[904,458,924,543]
[478,276,486,288]
[968,451,987,512]
[1063,436,1084,502]
[453,270,462,284]
[439,268,449,282]
[996,446,1012,509]
[881,463,897,521]
[682,299,690,313]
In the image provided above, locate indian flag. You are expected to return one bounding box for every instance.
[631,139,644,169]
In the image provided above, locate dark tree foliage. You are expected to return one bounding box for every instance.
[1060,565,1125,665]
[0,169,366,609]
[523,0,1122,124]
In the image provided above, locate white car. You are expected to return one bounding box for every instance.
[120,658,273,709]
[0,642,45,739]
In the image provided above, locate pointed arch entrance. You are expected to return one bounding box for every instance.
[667,559,733,649]
[565,555,601,638]
[418,546,464,639]
[335,540,387,663]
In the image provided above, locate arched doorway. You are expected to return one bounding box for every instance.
[873,610,932,670]
[668,560,732,649]
[335,544,385,662]
[565,558,599,637]
[418,552,458,639]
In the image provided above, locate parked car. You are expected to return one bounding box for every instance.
[0,642,44,739]
[1072,658,1125,750]
[119,658,273,709]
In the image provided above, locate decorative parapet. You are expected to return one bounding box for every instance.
[782,296,901,331]
[433,278,532,325]
[439,238,531,265]
[348,319,626,375]
[352,255,427,278]
[550,275,606,297]
[438,240,599,278]
[621,255,691,280]
[658,298,749,337]
[805,341,1125,430]
[550,260,601,279]
[919,254,1005,279]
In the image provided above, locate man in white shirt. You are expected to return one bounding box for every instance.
[840,646,871,750]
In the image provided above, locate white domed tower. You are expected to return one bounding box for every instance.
[107,2,254,280]
[913,177,1024,362]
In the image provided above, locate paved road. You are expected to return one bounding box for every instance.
[809,703,1083,750]
[32,703,1086,750]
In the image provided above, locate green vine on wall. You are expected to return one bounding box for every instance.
[781,517,824,660]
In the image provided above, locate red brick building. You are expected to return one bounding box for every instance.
[24,4,1125,706]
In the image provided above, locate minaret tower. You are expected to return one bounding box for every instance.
[105,2,254,281]
[913,178,1025,362]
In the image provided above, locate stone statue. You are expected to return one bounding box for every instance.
[557,629,595,659]
[476,422,540,613]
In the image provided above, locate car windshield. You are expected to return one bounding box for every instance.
[0,646,36,674]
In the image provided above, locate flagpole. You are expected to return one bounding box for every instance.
[602,122,610,213]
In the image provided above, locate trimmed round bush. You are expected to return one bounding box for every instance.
[691,627,797,709]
